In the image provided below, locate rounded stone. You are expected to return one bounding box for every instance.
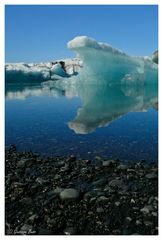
[63,227,76,235]
[108,179,128,191]
[102,160,116,167]
[17,159,29,168]
[140,206,152,214]
[145,173,157,179]
[96,207,104,213]
[117,164,128,170]
[60,188,80,200]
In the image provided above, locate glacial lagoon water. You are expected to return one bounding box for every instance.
[5,79,158,162]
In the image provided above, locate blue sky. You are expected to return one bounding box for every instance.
[5,5,158,63]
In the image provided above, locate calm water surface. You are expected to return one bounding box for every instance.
[5,81,158,162]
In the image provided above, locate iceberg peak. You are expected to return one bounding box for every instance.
[67,35,126,56]
[68,36,100,50]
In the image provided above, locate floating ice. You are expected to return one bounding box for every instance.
[5,36,157,85]
[5,59,82,83]
[67,36,158,84]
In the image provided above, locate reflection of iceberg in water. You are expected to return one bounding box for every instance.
[5,36,158,134]
[6,72,158,135]
[5,82,65,100]
[67,83,158,134]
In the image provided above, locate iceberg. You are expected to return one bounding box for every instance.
[5,59,82,83]
[67,36,158,84]
[5,35,158,133]
[5,36,158,85]
[37,36,157,134]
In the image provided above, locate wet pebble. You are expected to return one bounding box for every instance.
[145,173,157,179]
[60,188,80,201]
[63,227,76,235]
[92,178,107,187]
[140,205,153,214]
[117,164,128,170]
[108,179,128,191]
[102,160,116,167]
[20,224,33,233]
[96,207,104,213]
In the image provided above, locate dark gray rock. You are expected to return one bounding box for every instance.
[140,205,153,214]
[125,216,132,223]
[115,201,121,207]
[83,191,96,200]
[127,169,136,174]
[35,177,48,184]
[108,179,128,191]
[54,174,60,180]
[20,224,33,233]
[130,198,136,204]
[38,228,54,235]
[145,173,157,179]
[92,178,107,187]
[136,220,142,225]
[60,188,80,201]
[68,155,76,162]
[17,159,30,168]
[96,196,109,202]
[20,197,33,205]
[52,187,63,195]
[151,211,157,217]
[46,190,57,200]
[96,207,104,213]
[144,221,153,227]
[117,164,128,170]
[63,227,76,235]
[90,197,97,203]
[102,160,116,167]
[28,214,38,223]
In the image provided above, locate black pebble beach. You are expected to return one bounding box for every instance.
[5,146,158,235]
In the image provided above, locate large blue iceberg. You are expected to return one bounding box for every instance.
[66,36,158,85]
[5,36,158,85]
